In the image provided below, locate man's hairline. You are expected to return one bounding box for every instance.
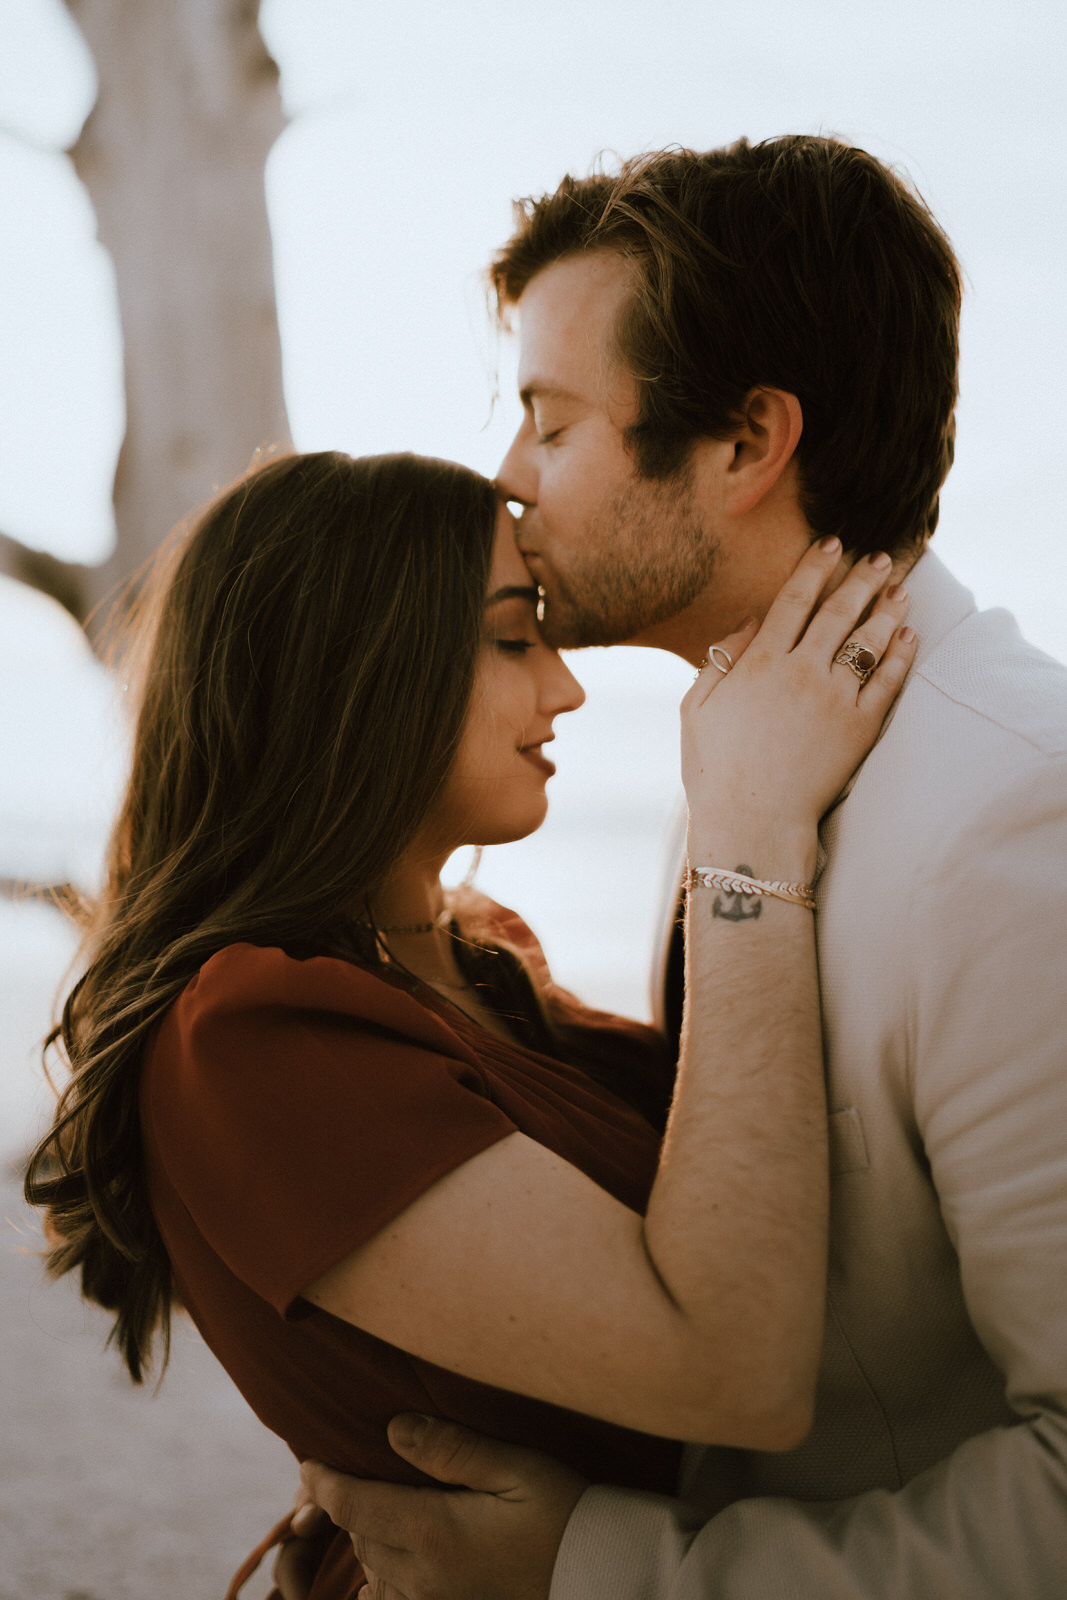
[505,246,652,453]
[501,244,761,491]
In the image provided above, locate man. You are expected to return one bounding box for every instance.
[282,136,1067,1598]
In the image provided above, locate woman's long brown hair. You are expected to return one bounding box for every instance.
[24,451,498,1381]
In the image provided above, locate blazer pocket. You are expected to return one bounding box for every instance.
[828,1105,870,1175]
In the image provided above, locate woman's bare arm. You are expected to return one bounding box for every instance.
[305,544,916,1447]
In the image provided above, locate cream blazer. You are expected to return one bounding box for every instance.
[552,552,1067,1598]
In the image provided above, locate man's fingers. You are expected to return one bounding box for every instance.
[304,1430,586,1600]
[270,1508,335,1600]
[350,1538,415,1589]
[290,1499,332,1538]
[301,1460,435,1552]
[359,1565,405,1600]
[386,1413,540,1495]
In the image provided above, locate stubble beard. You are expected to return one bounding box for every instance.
[537,471,720,650]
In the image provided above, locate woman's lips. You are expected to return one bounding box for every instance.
[519,744,555,777]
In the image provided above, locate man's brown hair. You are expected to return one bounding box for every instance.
[491,136,962,557]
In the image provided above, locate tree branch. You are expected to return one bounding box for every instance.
[0,532,93,626]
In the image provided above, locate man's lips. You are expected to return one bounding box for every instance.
[518,547,546,579]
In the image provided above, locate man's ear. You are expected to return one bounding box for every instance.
[723,388,803,516]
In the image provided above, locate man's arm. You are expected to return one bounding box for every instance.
[297,1414,1066,1600]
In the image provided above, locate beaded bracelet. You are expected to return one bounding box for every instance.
[686,866,817,911]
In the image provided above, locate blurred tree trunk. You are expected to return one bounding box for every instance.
[0,0,290,647]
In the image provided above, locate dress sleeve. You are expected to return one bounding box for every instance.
[459,892,675,1128]
[142,944,517,1317]
[468,893,673,1060]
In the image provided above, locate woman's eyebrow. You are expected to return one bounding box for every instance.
[485,585,540,607]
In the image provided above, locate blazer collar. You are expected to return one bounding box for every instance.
[900,548,978,676]
[815,549,977,877]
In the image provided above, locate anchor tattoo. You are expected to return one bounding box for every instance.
[712,864,763,922]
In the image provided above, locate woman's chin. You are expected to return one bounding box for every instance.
[467,799,551,849]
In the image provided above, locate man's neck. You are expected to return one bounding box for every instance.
[627,542,926,668]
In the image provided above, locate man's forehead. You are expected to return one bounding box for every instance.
[515,252,636,400]
[518,252,631,333]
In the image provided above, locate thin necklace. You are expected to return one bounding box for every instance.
[370,908,453,936]
[369,911,475,991]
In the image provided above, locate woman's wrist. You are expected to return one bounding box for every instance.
[685,823,818,887]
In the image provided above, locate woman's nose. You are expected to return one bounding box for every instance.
[544,653,585,717]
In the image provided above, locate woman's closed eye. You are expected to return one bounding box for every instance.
[495,637,537,657]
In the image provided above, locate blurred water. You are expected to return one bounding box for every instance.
[0,897,78,1161]
[0,579,124,1158]
[0,575,126,885]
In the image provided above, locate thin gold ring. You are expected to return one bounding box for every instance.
[695,645,733,680]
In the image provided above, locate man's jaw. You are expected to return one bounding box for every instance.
[516,535,721,659]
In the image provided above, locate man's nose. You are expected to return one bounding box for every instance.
[495,429,535,508]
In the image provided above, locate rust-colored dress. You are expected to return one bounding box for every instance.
[141,905,681,1599]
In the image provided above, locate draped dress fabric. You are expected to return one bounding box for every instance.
[140,905,682,1599]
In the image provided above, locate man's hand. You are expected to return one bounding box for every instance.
[268,1484,334,1600]
[301,1414,588,1600]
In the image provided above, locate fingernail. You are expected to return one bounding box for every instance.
[740,615,758,630]
[870,551,892,570]
[900,625,916,643]
[885,584,907,602]
[818,535,841,552]
[389,1413,431,1451]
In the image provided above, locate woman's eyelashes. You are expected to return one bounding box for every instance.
[489,599,541,656]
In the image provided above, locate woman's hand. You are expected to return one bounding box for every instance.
[681,539,917,868]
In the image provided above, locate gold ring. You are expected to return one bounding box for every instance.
[833,639,878,686]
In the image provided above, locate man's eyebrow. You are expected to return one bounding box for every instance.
[485,585,540,607]
[518,382,578,408]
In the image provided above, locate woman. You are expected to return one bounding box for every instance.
[25,450,914,1599]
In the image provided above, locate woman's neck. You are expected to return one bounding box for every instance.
[369,860,520,1046]
[370,860,468,990]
